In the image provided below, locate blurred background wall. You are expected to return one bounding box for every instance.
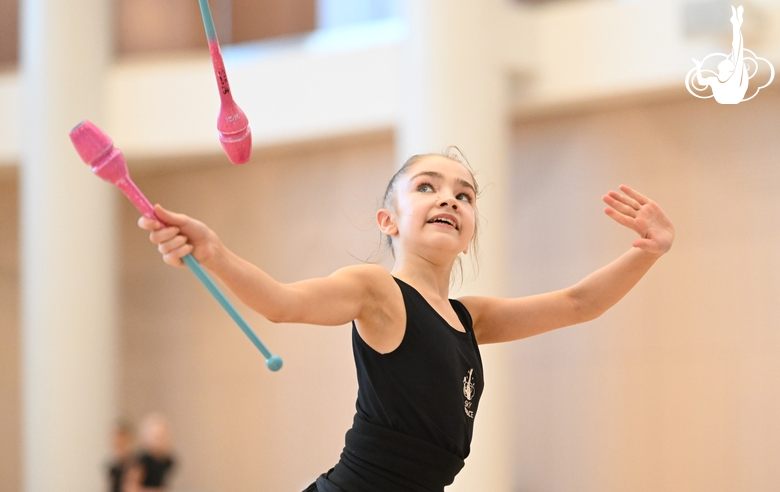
[2,0,780,491]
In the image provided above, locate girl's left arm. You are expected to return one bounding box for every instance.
[460,185,675,344]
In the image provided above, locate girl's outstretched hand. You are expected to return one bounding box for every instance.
[137,205,220,267]
[602,185,675,256]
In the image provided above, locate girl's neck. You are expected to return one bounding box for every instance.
[391,255,455,301]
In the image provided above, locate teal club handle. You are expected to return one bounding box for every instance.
[197,0,218,42]
[182,254,283,371]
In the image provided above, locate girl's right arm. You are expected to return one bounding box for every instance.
[138,204,386,327]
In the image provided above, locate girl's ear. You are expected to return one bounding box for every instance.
[376,208,398,236]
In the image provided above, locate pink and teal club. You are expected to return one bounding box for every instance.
[198,0,253,164]
[69,120,281,371]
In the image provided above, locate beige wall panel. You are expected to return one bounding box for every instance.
[0,172,20,492]
[116,0,206,55]
[116,0,316,56]
[506,92,780,492]
[232,0,315,44]
[0,0,18,67]
[119,135,394,491]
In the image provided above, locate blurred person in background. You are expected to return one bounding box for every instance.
[129,412,176,491]
[107,420,135,492]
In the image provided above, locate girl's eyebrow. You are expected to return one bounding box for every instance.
[410,171,476,194]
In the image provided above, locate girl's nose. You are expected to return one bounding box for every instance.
[439,198,457,210]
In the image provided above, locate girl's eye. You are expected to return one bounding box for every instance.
[417,183,434,193]
[457,193,473,203]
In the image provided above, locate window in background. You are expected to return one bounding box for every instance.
[317,0,402,29]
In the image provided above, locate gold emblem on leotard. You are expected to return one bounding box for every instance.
[463,368,475,418]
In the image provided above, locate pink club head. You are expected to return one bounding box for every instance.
[69,120,158,220]
[217,98,252,165]
[69,120,130,185]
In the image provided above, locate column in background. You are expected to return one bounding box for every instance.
[19,0,117,489]
[398,1,513,489]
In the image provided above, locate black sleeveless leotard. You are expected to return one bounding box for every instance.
[312,277,484,492]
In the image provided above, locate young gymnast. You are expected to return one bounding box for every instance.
[138,150,674,491]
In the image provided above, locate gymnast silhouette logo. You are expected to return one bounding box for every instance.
[685,5,774,104]
[463,368,476,418]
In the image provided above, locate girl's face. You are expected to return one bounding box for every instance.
[379,156,477,263]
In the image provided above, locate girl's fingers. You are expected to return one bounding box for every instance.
[605,190,641,211]
[604,206,635,229]
[137,206,190,229]
[138,216,162,231]
[153,204,189,227]
[162,244,194,267]
[618,185,649,206]
[136,204,204,266]
[149,227,181,245]
[157,234,188,255]
[604,185,673,255]
[602,193,638,217]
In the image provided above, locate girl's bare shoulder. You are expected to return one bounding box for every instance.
[332,263,397,300]
[341,264,404,353]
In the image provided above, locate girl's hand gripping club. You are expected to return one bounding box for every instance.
[69,120,282,371]
[198,0,252,165]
